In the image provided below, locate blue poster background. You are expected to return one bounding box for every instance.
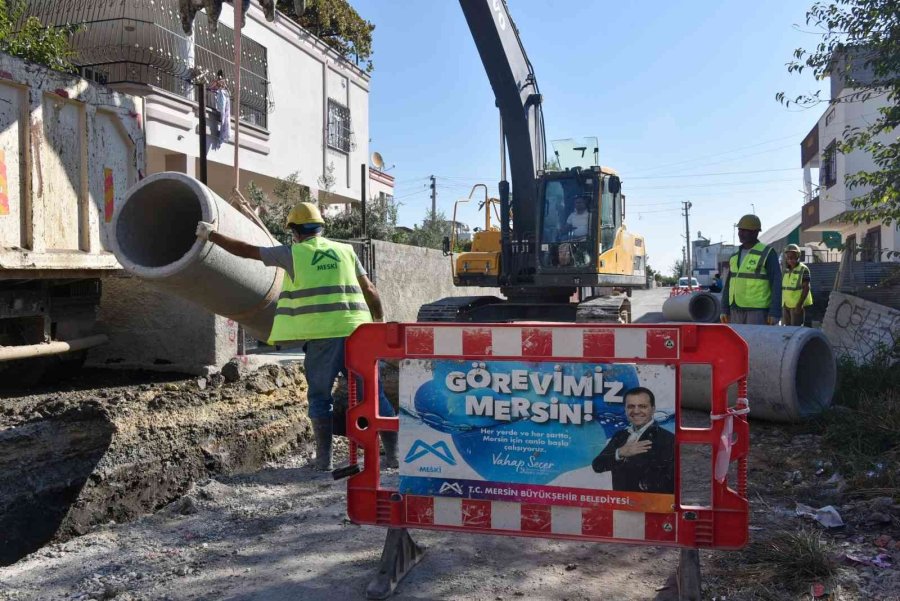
[399,359,676,494]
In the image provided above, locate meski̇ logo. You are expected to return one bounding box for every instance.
[311,249,341,266]
[404,440,457,465]
[439,482,463,495]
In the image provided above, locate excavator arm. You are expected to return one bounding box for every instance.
[458,0,545,244]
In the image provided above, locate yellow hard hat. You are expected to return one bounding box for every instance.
[286,202,324,226]
[737,214,761,231]
[784,244,801,254]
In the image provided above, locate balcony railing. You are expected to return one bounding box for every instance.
[16,0,270,129]
[801,195,821,230]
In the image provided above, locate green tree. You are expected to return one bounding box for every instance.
[322,195,400,241]
[407,209,451,250]
[670,258,685,280]
[276,0,374,72]
[247,171,400,243]
[779,0,900,225]
[0,0,77,73]
[247,173,311,245]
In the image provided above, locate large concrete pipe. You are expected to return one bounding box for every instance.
[682,325,836,422]
[662,291,720,323]
[110,172,280,341]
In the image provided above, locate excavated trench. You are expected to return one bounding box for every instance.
[0,364,315,566]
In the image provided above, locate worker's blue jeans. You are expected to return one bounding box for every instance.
[304,337,396,421]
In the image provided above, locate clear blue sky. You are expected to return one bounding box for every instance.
[353,0,825,273]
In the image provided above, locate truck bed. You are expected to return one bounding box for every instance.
[0,53,145,278]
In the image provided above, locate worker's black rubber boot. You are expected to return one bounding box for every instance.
[381,431,399,469]
[311,418,333,471]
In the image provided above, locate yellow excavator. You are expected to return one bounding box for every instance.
[418,0,646,323]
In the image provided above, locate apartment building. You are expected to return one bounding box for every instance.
[800,47,899,261]
[22,0,370,209]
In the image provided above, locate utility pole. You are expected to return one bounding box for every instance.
[682,201,692,280]
[429,175,437,220]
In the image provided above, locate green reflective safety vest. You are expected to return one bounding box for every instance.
[782,263,813,308]
[728,242,773,310]
[268,237,371,343]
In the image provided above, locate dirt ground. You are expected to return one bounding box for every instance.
[2,372,897,600]
[1,290,897,600]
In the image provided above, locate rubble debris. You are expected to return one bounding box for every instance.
[795,503,844,528]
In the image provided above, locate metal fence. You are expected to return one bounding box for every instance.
[343,239,376,284]
[16,0,270,128]
[807,259,900,323]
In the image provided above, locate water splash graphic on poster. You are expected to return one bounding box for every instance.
[399,359,676,513]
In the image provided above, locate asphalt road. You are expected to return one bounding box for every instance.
[630,287,670,324]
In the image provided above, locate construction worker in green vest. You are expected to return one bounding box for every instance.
[195,202,398,472]
[720,214,782,325]
[781,243,812,326]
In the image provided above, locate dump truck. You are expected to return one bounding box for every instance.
[0,53,145,383]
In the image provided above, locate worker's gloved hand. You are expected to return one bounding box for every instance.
[719,314,730,324]
[196,220,216,241]
[372,316,385,323]
[766,316,778,326]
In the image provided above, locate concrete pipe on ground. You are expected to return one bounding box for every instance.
[110,172,280,341]
[662,291,720,323]
[681,325,836,422]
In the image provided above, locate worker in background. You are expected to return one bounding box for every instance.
[195,202,398,472]
[720,214,782,325]
[709,272,723,293]
[781,244,812,326]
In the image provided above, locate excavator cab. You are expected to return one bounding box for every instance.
[538,171,598,270]
[536,166,640,285]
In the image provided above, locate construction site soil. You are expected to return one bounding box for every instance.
[1,364,898,600]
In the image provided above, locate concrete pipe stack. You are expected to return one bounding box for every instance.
[110,172,280,342]
[662,291,721,323]
[681,325,836,422]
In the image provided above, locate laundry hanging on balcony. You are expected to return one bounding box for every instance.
[216,88,232,144]
[179,0,277,35]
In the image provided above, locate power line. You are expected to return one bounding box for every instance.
[630,130,809,174]
[628,142,798,175]
[627,177,798,190]
[628,167,800,180]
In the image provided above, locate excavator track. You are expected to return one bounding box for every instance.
[417,294,632,324]
[575,295,632,324]
[416,296,504,322]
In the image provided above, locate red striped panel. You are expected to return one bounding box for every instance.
[406,495,434,525]
[583,329,615,357]
[521,504,552,533]
[521,328,553,357]
[462,328,493,356]
[644,512,677,542]
[462,499,492,528]
[581,507,614,537]
[646,328,679,359]
[406,327,434,355]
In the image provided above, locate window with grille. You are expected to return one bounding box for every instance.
[821,141,837,188]
[327,99,351,153]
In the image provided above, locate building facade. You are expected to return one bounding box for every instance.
[691,238,737,285]
[15,0,373,373]
[22,0,370,208]
[799,48,899,262]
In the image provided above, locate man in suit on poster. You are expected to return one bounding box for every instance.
[591,387,675,493]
